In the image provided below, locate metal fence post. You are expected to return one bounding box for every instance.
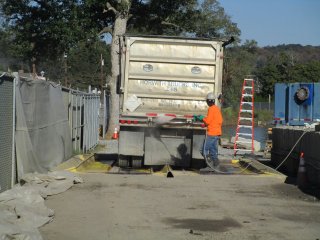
[11,76,16,187]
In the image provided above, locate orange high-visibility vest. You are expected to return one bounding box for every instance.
[203,105,223,136]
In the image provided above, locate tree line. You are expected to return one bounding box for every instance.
[1,0,319,107]
[224,42,320,105]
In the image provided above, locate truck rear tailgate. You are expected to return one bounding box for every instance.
[121,37,223,116]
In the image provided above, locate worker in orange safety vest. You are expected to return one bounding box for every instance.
[194,92,223,169]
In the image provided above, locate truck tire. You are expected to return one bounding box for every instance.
[118,155,129,168]
[132,157,143,169]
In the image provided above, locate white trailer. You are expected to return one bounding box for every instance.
[118,35,229,168]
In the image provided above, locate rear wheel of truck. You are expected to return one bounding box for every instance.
[118,155,129,168]
[132,157,143,169]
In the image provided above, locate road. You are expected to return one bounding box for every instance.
[40,171,320,240]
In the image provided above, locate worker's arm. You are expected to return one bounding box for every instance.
[203,108,213,125]
[203,107,223,125]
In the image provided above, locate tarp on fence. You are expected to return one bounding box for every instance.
[15,79,72,179]
[0,73,15,193]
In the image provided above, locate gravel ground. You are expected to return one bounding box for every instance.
[40,171,320,240]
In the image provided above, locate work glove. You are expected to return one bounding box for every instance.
[198,115,205,121]
[193,114,198,121]
[193,114,205,121]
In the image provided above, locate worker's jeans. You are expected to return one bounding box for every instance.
[200,135,219,161]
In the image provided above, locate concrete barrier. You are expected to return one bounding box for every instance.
[271,126,320,187]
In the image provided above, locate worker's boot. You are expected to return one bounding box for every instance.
[213,159,220,168]
[205,156,215,169]
[211,159,221,173]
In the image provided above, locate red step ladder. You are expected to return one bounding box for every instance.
[234,78,255,156]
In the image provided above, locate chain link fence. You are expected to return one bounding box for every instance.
[254,102,274,111]
[62,87,101,154]
[0,72,102,192]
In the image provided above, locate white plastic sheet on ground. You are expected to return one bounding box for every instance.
[0,171,83,240]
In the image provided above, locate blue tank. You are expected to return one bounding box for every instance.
[274,83,288,125]
[313,83,320,121]
[274,82,320,126]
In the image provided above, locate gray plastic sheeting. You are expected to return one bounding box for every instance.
[15,79,73,179]
[0,171,83,240]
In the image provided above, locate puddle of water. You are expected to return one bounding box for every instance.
[222,125,268,148]
[164,217,242,232]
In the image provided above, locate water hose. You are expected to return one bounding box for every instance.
[202,130,255,175]
[158,138,175,178]
[275,130,308,170]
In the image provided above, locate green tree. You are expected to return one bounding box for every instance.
[255,61,281,97]
[126,0,240,39]
[291,61,320,82]
[0,0,105,74]
[255,51,320,97]
[195,0,240,40]
[1,0,241,137]
[99,0,240,137]
[223,40,258,106]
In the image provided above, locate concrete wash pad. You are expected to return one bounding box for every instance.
[40,172,320,240]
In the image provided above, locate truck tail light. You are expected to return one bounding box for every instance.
[165,113,176,117]
[120,119,140,124]
[201,123,206,128]
[146,113,157,117]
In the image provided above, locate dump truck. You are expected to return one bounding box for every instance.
[118,35,232,168]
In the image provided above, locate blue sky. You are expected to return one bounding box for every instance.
[219,0,320,47]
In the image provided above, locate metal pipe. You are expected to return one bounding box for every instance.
[94,96,97,148]
[71,94,74,151]
[97,96,100,144]
[87,96,90,151]
[83,96,86,153]
[75,94,78,151]
[84,95,86,152]
[103,90,106,139]
[222,36,235,48]
[95,96,97,148]
[11,74,17,187]
[94,96,96,148]
[95,96,98,147]
[79,94,82,152]
[87,96,89,151]
[61,86,93,95]
[68,91,72,138]
[90,96,93,150]
[92,97,94,149]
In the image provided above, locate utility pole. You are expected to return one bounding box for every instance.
[269,94,271,111]
[32,63,36,79]
[100,54,104,90]
[31,56,36,79]
[64,52,68,86]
